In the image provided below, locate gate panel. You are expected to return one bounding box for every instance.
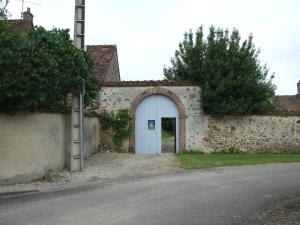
[135,95,179,154]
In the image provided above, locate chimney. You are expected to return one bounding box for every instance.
[297,80,300,95]
[22,7,33,21]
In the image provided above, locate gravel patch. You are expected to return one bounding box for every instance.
[0,152,181,193]
[262,195,300,225]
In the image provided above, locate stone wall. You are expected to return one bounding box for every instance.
[99,81,300,153]
[0,112,100,185]
[99,81,206,150]
[203,116,300,152]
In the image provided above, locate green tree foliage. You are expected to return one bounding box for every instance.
[164,25,276,115]
[0,8,7,19]
[0,22,98,113]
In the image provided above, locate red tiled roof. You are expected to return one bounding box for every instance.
[275,95,300,112]
[7,19,33,33]
[86,45,119,82]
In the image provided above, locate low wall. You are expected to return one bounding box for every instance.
[84,115,101,157]
[0,112,67,185]
[99,82,300,153]
[203,116,300,152]
[0,112,100,185]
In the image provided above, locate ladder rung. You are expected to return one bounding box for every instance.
[73,107,80,112]
[73,140,80,143]
[73,154,80,159]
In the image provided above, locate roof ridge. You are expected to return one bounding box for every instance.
[87,44,117,48]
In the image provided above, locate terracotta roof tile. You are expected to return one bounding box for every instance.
[275,95,300,112]
[87,45,120,82]
[7,19,33,33]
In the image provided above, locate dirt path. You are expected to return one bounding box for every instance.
[0,152,181,193]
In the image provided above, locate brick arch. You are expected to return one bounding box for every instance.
[129,87,187,152]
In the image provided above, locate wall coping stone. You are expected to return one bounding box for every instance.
[100,80,199,87]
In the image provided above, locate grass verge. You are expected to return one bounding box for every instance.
[177,153,300,169]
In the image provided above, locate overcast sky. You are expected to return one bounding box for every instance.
[7,0,300,95]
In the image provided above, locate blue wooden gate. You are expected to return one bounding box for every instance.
[135,95,179,154]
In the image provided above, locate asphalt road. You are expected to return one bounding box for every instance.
[1,163,300,225]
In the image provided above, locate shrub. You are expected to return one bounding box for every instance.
[0,23,98,114]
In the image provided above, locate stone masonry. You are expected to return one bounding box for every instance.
[98,81,300,153]
[202,116,300,152]
[98,81,206,151]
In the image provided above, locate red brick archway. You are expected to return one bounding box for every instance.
[129,87,187,152]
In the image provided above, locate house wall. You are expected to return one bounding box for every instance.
[0,112,100,185]
[105,52,120,81]
[203,116,300,152]
[99,83,206,150]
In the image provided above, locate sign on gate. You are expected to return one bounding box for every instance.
[148,120,155,130]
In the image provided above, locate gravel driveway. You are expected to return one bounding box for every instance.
[262,195,300,225]
[0,152,181,193]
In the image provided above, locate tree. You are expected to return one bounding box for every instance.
[0,22,98,114]
[0,0,8,20]
[164,25,276,115]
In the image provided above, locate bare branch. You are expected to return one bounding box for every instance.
[0,0,9,9]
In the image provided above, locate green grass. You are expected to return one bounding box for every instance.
[162,130,173,140]
[177,153,300,169]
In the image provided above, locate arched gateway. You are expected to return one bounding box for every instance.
[129,87,186,154]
